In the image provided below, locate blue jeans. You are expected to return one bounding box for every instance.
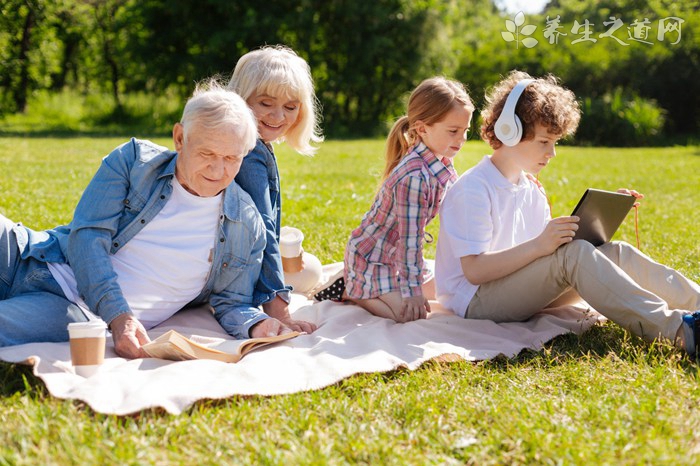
[0,216,87,346]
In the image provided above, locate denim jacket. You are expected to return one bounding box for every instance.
[13,138,268,339]
[234,139,291,306]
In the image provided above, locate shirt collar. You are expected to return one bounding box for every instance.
[414,142,458,186]
[482,155,529,192]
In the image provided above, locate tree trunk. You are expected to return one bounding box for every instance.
[16,6,35,113]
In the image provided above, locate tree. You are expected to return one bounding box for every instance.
[0,0,48,113]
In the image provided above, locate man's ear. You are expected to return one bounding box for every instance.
[173,123,184,151]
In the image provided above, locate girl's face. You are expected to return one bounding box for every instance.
[246,93,301,143]
[416,104,472,159]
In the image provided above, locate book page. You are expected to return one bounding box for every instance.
[143,330,300,363]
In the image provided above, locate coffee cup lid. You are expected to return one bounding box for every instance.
[68,320,107,330]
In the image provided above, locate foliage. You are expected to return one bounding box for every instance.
[1,137,700,464]
[577,88,667,146]
[0,0,699,142]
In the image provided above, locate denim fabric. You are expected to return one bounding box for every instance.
[235,139,291,306]
[0,215,87,346]
[7,138,268,342]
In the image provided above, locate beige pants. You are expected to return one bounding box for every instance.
[466,240,700,342]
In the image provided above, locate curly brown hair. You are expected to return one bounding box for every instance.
[480,70,581,149]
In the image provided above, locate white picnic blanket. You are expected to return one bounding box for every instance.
[0,264,600,415]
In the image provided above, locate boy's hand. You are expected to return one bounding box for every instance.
[617,188,644,207]
[537,216,579,255]
[399,295,431,322]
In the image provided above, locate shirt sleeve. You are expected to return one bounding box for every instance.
[210,211,270,339]
[393,173,430,298]
[439,180,494,258]
[235,144,290,305]
[65,140,137,325]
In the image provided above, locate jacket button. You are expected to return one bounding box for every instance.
[219,237,225,242]
[124,199,130,205]
[160,195,166,200]
[140,219,145,224]
[113,242,119,248]
[222,263,228,268]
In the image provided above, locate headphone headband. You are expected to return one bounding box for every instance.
[494,78,534,146]
[502,79,534,119]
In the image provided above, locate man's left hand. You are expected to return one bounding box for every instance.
[262,294,317,333]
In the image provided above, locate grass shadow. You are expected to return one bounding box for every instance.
[0,362,48,398]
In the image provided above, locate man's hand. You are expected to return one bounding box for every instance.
[250,318,294,338]
[109,313,150,359]
[399,295,431,322]
[262,295,317,333]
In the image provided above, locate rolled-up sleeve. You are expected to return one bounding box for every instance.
[393,173,429,298]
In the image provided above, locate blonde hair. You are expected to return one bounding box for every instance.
[227,45,323,156]
[480,70,581,149]
[383,77,474,180]
[181,78,258,154]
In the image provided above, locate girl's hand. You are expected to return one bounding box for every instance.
[617,188,644,207]
[535,216,579,255]
[399,295,431,322]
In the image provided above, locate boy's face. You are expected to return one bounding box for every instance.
[515,124,560,175]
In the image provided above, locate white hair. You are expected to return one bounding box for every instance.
[181,79,258,154]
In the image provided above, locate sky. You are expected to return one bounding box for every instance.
[497,0,549,14]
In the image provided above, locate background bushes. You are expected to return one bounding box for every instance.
[1,0,698,145]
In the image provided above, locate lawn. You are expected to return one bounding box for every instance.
[1,136,699,465]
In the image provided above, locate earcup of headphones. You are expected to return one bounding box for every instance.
[495,113,523,147]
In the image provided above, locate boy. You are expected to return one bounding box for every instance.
[434,70,700,355]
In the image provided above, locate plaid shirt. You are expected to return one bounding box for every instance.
[344,142,458,298]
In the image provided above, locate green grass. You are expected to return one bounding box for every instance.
[1,137,700,465]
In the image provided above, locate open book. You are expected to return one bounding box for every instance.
[142,329,300,363]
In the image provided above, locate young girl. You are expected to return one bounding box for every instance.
[315,77,474,323]
[435,70,700,355]
[227,45,323,333]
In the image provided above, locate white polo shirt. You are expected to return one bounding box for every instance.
[435,155,550,316]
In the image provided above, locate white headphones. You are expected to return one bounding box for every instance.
[494,79,534,147]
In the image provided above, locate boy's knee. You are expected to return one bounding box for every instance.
[561,239,596,254]
[558,239,596,263]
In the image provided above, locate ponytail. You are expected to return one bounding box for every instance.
[380,77,474,183]
[382,116,413,181]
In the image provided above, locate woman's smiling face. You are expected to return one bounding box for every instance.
[246,93,301,143]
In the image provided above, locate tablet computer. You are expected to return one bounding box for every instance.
[571,189,635,247]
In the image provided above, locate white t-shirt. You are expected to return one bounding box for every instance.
[435,155,550,316]
[49,176,222,328]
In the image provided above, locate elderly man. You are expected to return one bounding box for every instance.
[0,81,291,359]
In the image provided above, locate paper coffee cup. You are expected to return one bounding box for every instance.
[279,226,304,258]
[68,321,107,377]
